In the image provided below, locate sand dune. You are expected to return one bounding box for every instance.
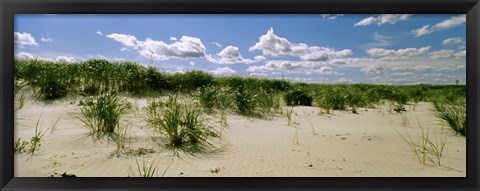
[14,96,466,177]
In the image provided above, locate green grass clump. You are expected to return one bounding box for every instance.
[79,92,128,140]
[432,98,466,136]
[146,96,220,153]
[129,158,158,177]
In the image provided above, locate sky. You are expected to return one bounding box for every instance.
[14,14,466,85]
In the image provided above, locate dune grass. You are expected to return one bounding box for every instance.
[146,95,220,154]
[79,92,129,141]
[432,98,466,136]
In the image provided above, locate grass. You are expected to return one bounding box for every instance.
[129,158,158,177]
[432,98,466,136]
[286,107,293,126]
[79,92,128,141]
[396,118,447,167]
[14,114,62,156]
[146,95,220,154]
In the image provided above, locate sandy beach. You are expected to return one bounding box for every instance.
[14,93,466,177]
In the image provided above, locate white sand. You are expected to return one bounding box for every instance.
[14,95,466,177]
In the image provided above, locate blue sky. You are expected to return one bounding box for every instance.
[14,14,466,85]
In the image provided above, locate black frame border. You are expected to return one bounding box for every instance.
[1,0,479,191]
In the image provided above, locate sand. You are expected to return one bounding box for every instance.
[14,94,466,177]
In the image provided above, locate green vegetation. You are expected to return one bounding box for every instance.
[146,96,220,153]
[79,92,129,141]
[14,114,62,156]
[15,58,466,129]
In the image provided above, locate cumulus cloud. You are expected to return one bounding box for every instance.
[41,37,52,42]
[207,46,264,64]
[249,27,307,56]
[210,67,237,76]
[412,14,466,37]
[361,65,384,75]
[170,37,177,41]
[442,37,463,46]
[15,51,78,63]
[107,33,207,61]
[354,14,412,27]
[249,27,353,63]
[428,49,466,59]
[321,14,344,20]
[189,61,195,66]
[366,46,431,59]
[96,30,103,35]
[14,32,38,47]
[106,33,138,48]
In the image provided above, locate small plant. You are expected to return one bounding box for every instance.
[79,92,128,141]
[146,96,220,153]
[396,122,447,167]
[14,138,29,154]
[129,158,158,177]
[15,114,62,156]
[425,132,447,167]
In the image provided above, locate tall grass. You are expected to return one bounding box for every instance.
[432,98,466,136]
[146,96,220,153]
[79,92,128,141]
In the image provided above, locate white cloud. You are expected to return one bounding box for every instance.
[361,65,384,75]
[54,56,76,63]
[366,46,431,59]
[120,47,129,52]
[170,37,177,41]
[428,49,465,60]
[41,37,52,42]
[428,49,455,59]
[411,25,432,37]
[335,78,353,83]
[321,14,344,20]
[137,36,206,60]
[207,46,264,64]
[189,61,195,66]
[14,32,38,47]
[442,37,463,46]
[317,66,333,74]
[249,28,353,62]
[412,14,466,37]
[212,42,222,48]
[210,67,237,76]
[15,52,35,60]
[249,27,307,56]
[354,14,412,26]
[107,33,207,61]
[96,30,103,35]
[106,33,138,48]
